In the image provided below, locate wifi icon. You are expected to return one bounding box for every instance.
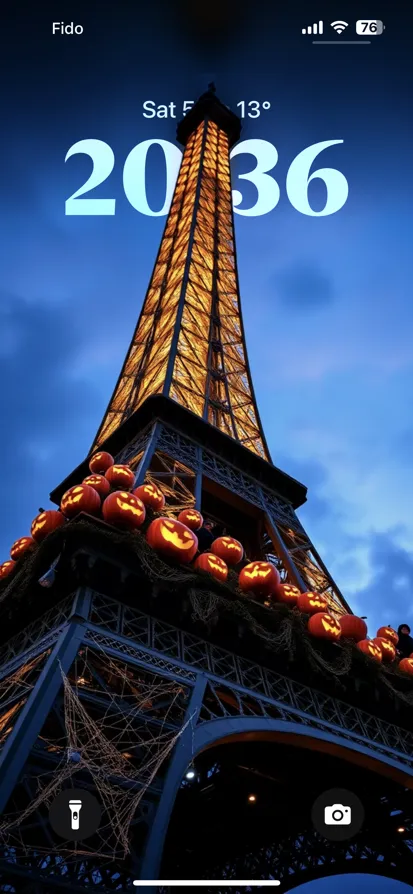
[330,20,349,33]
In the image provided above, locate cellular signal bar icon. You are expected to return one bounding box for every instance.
[302,21,323,34]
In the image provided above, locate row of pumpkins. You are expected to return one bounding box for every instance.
[1,451,412,677]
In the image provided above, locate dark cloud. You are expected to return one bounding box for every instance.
[272,264,334,311]
[353,532,413,629]
[0,293,97,551]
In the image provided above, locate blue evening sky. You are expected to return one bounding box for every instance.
[1,2,412,891]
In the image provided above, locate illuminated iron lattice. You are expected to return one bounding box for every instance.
[93,117,269,460]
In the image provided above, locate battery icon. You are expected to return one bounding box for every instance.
[356,20,384,34]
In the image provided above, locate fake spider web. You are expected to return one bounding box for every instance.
[0,647,191,870]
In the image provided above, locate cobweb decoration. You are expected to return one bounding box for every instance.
[0,647,191,868]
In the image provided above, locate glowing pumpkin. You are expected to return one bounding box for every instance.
[102,491,146,529]
[297,591,328,614]
[146,517,198,564]
[211,536,244,566]
[194,552,228,582]
[372,637,396,663]
[89,451,114,474]
[10,536,35,561]
[307,612,341,641]
[398,658,413,676]
[60,484,101,519]
[178,509,203,531]
[133,482,165,511]
[239,561,280,597]
[31,510,65,543]
[82,474,110,498]
[376,626,398,646]
[0,560,16,581]
[105,464,135,489]
[339,615,367,642]
[274,582,301,606]
[357,639,382,662]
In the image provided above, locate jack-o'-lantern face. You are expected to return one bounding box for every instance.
[211,536,244,566]
[357,639,382,662]
[146,517,198,564]
[60,484,101,519]
[239,561,280,597]
[89,451,114,474]
[275,582,300,606]
[373,637,396,663]
[194,552,228,582]
[133,483,165,511]
[376,626,398,646]
[297,590,328,614]
[0,560,16,580]
[10,537,35,562]
[308,611,341,640]
[31,510,65,543]
[178,509,203,531]
[399,658,413,676]
[105,465,135,489]
[83,474,110,497]
[102,491,146,529]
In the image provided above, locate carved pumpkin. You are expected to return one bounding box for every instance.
[60,484,101,519]
[307,612,341,641]
[211,536,244,566]
[357,639,383,662]
[194,552,228,582]
[239,561,280,597]
[102,491,146,529]
[105,464,135,489]
[133,482,165,511]
[89,451,114,474]
[376,626,398,646]
[274,582,301,607]
[146,517,198,564]
[372,637,396,663]
[10,536,36,561]
[178,509,203,531]
[398,658,413,676]
[339,614,367,642]
[31,510,66,543]
[0,560,16,581]
[297,591,328,614]
[83,474,110,498]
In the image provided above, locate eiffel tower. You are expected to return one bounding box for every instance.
[0,86,412,894]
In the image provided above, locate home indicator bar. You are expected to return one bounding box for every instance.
[132,882,281,887]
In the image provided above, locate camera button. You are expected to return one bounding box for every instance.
[312,787,365,841]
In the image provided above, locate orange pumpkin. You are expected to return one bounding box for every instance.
[102,491,146,528]
[31,510,66,543]
[211,536,244,566]
[339,615,367,643]
[83,474,111,498]
[376,626,398,646]
[372,637,396,664]
[239,561,280,597]
[297,591,328,614]
[274,582,301,606]
[0,560,16,581]
[398,658,413,676]
[60,484,101,519]
[357,639,382,662]
[308,612,341,641]
[146,517,198,564]
[10,536,35,561]
[194,552,228,582]
[133,482,165,511]
[89,451,114,474]
[105,464,135,489]
[178,509,203,531]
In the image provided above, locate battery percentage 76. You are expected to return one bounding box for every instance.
[356,20,385,34]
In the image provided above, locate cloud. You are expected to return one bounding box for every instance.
[271,263,334,312]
